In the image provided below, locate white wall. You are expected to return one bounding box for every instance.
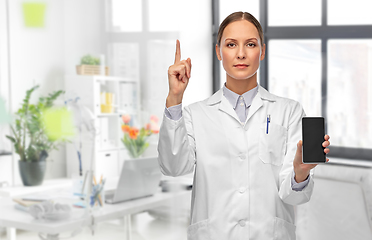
[2,0,104,184]
[63,0,105,76]
[0,0,11,151]
[0,0,10,102]
[2,0,212,184]
[7,0,65,184]
[0,0,12,187]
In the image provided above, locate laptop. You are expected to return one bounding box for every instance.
[105,157,162,204]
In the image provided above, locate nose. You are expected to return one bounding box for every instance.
[237,46,246,60]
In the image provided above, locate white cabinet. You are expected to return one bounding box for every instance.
[64,75,140,179]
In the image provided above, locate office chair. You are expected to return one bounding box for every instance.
[295,162,372,240]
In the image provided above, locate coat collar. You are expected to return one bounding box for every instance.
[206,85,276,106]
[206,84,276,124]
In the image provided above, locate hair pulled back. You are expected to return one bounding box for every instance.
[217,12,264,46]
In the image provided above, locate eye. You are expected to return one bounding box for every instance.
[247,43,256,47]
[227,43,236,47]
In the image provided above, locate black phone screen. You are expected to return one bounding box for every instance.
[302,117,326,163]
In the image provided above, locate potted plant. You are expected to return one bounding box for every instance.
[76,54,109,76]
[6,85,65,186]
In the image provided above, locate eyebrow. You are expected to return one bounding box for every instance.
[225,37,258,42]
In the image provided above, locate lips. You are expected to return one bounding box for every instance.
[234,64,249,69]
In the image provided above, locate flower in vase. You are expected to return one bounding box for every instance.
[121,114,131,124]
[122,124,130,133]
[146,116,160,134]
[129,127,139,140]
[121,114,159,158]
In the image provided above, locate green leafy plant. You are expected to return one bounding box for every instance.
[80,54,100,65]
[6,85,65,162]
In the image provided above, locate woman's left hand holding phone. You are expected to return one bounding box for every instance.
[293,135,330,182]
[166,40,192,108]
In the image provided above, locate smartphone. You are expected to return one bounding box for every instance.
[302,117,326,164]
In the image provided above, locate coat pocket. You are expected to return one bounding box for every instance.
[274,217,296,240]
[187,219,211,240]
[259,123,287,166]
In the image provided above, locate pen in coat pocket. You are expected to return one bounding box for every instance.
[266,115,270,134]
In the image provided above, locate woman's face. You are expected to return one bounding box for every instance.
[216,20,265,82]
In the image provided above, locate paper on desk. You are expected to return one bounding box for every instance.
[21,194,54,201]
[22,188,80,201]
[13,198,41,207]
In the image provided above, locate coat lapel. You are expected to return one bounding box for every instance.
[246,85,276,122]
[219,96,241,124]
[207,88,241,124]
[246,93,263,122]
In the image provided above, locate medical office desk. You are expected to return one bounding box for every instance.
[0,188,191,240]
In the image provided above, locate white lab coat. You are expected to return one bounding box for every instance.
[158,85,314,240]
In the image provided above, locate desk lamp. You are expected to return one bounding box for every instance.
[65,98,98,209]
[34,100,96,240]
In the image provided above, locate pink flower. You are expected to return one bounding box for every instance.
[122,114,131,124]
[150,115,159,123]
[150,122,159,134]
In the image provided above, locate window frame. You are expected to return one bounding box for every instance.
[213,0,372,161]
[105,0,179,108]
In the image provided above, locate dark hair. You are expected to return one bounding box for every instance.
[217,12,264,46]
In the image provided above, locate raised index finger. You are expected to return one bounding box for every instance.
[174,39,181,64]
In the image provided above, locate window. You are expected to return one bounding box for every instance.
[268,0,321,26]
[214,0,372,160]
[327,40,372,149]
[269,40,322,117]
[111,0,142,32]
[148,0,180,32]
[106,0,212,124]
[328,0,372,25]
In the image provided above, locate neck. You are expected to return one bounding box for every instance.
[225,74,258,95]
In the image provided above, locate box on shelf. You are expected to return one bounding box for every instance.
[100,92,114,113]
[76,65,110,76]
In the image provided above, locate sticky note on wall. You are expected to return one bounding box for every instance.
[22,3,46,28]
[42,107,75,141]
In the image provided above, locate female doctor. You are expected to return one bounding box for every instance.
[158,12,330,240]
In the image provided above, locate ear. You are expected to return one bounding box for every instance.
[215,44,222,61]
[260,43,266,61]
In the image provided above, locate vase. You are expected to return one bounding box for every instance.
[18,151,48,186]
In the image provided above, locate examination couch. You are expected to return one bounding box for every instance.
[295,160,372,240]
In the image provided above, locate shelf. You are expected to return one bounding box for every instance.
[97,113,121,117]
[94,76,135,83]
[66,74,136,83]
[97,112,137,117]
[0,151,12,156]
[98,147,126,152]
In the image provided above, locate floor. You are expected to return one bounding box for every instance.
[0,212,189,240]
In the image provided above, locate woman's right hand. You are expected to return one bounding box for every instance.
[166,40,192,108]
